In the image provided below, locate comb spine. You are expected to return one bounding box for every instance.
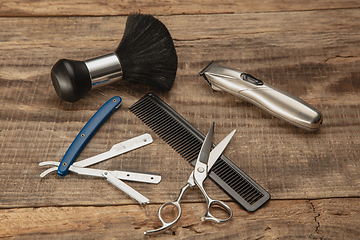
[129,93,270,211]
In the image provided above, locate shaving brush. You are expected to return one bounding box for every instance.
[51,14,178,102]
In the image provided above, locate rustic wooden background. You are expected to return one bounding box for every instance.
[1,1,360,239]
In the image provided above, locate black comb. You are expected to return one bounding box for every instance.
[129,93,270,211]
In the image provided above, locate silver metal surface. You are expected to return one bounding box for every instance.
[197,122,214,164]
[145,125,235,235]
[103,171,150,205]
[84,53,122,88]
[39,134,153,177]
[39,161,161,184]
[74,134,153,168]
[144,182,191,235]
[207,129,236,171]
[39,134,157,205]
[200,62,323,131]
[193,159,232,223]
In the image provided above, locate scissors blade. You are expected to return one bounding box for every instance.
[207,129,236,172]
[197,122,215,164]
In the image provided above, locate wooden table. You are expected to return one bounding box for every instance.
[1,1,359,239]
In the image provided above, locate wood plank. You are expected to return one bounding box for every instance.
[1,198,359,239]
[1,0,360,16]
[1,9,360,208]
[313,198,360,239]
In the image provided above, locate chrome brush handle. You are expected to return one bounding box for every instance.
[51,53,122,102]
[84,53,122,88]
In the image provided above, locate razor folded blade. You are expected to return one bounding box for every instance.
[39,134,160,205]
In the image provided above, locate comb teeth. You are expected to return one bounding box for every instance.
[211,159,264,204]
[129,96,202,162]
[129,93,270,211]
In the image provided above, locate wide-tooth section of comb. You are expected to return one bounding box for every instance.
[129,93,270,212]
[211,159,264,205]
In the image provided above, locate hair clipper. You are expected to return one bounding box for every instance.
[199,61,323,131]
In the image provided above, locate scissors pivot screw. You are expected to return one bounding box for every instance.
[145,123,236,235]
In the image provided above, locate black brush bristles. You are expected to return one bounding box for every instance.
[116,14,178,91]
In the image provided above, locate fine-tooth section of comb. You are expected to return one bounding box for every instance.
[129,93,270,212]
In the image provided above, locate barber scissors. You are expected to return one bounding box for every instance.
[145,123,236,235]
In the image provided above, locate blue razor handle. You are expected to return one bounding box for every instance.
[57,96,122,177]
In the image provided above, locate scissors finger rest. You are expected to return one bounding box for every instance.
[144,193,232,235]
[144,182,191,235]
[202,198,233,223]
[144,201,182,235]
[145,124,235,235]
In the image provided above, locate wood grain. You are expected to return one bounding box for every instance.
[0,1,359,239]
[1,9,359,207]
[1,1,360,16]
[1,199,359,239]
